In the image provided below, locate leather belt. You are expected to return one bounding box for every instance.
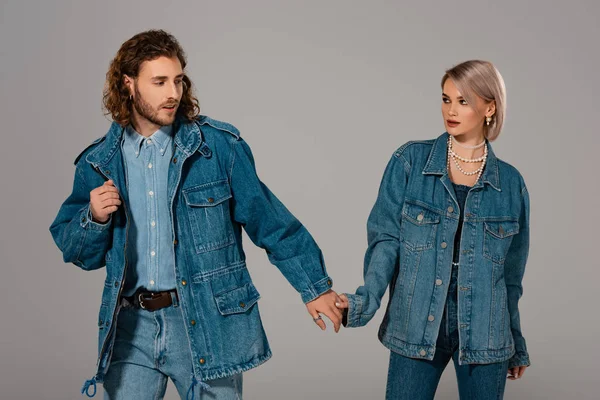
[122,289,178,311]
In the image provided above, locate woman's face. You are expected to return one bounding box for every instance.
[441,78,492,139]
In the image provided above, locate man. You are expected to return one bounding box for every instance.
[50,30,341,399]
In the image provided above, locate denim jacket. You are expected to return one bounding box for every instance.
[344,132,531,369]
[49,116,333,396]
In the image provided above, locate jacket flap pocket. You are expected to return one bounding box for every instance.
[402,201,441,224]
[183,180,232,207]
[484,220,519,239]
[214,282,260,315]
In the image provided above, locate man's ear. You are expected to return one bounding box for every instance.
[123,74,134,97]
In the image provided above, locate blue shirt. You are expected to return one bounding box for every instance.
[121,124,176,296]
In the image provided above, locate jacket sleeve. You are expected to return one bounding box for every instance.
[49,165,113,271]
[229,137,332,303]
[344,150,410,327]
[505,185,532,368]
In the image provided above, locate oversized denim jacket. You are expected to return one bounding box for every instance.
[344,132,531,369]
[50,116,333,395]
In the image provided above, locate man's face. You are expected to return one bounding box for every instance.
[127,56,184,127]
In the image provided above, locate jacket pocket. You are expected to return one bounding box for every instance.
[183,180,235,254]
[400,201,441,251]
[483,220,519,264]
[214,282,261,315]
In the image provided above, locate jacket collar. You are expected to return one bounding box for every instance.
[86,115,203,168]
[422,132,501,191]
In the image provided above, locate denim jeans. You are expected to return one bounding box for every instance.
[385,264,509,400]
[103,298,243,400]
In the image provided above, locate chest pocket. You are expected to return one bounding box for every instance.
[183,180,235,254]
[483,220,519,264]
[400,201,441,251]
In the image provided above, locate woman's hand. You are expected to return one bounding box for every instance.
[508,365,528,380]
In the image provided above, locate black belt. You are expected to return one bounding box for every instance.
[121,288,178,311]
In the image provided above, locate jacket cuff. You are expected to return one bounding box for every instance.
[82,204,112,231]
[301,276,333,303]
[343,293,364,328]
[508,352,531,369]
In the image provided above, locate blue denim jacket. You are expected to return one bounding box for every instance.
[49,116,333,395]
[344,132,531,369]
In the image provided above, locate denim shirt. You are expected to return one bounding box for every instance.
[49,115,333,395]
[120,124,177,296]
[344,132,531,369]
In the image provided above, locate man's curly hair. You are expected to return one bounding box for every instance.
[103,30,200,126]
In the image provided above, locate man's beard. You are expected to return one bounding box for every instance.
[133,84,179,127]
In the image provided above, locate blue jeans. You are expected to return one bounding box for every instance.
[386,264,509,400]
[103,297,243,400]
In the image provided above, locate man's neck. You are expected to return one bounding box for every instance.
[130,112,161,137]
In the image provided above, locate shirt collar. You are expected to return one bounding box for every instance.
[123,124,173,157]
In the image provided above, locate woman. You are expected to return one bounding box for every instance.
[336,60,531,399]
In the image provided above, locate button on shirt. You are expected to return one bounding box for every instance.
[121,125,176,296]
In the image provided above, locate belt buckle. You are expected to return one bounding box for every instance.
[138,293,147,309]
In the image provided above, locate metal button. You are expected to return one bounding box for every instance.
[428,315,435,322]
[149,191,154,196]
[327,279,332,286]
[173,157,178,164]
[435,279,443,286]
[191,320,196,326]
[441,242,448,249]
[419,349,427,356]
[105,170,110,175]
[114,281,119,287]
[181,280,187,286]
[417,213,424,222]
[448,206,454,213]
[105,321,109,327]
[207,197,214,203]
[239,302,246,308]
[174,239,178,246]
[150,251,156,257]
[199,358,205,365]
[147,139,152,144]
[151,221,156,227]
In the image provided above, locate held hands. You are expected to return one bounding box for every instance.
[305,289,345,333]
[89,180,121,223]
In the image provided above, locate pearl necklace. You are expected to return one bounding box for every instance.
[451,136,486,149]
[447,136,487,181]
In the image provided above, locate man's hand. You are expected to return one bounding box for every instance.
[306,289,343,333]
[90,180,121,223]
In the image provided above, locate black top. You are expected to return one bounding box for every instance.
[452,183,470,265]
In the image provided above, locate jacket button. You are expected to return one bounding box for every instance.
[419,349,426,356]
[207,197,214,203]
[327,279,332,286]
[441,242,448,249]
[435,279,443,286]
[173,239,178,246]
[191,320,196,326]
[173,157,178,164]
[499,226,505,235]
[114,281,119,287]
[428,315,435,322]
[81,217,86,223]
[447,206,454,213]
[239,302,246,308]
[181,279,187,286]
[199,358,206,365]
[417,213,424,222]
[105,170,110,175]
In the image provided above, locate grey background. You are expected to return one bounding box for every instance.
[1,0,598,399]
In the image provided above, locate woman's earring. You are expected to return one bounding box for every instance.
[486,116,492,126]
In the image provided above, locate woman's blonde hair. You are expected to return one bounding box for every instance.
[441,60,506,141]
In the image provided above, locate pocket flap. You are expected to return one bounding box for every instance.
[184,180,232,207]
[402,201,441,224]
[484,220,519,239]
[214,282,260,315]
